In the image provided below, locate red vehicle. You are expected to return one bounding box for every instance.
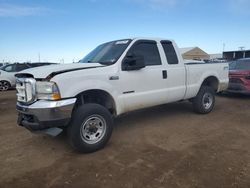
[228,58,250,94]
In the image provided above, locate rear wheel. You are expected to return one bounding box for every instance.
[192,86,215,114]
[68,103,113,153]
[0,81,11,91]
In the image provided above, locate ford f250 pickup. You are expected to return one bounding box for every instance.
[16,38,229,153]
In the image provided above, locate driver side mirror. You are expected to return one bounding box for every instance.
[122,54,145,71]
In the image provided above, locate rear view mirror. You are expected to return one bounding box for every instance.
[122,55,145,71]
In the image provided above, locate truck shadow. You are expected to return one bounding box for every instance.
[114,101,194,129]
[217,92,250,99]
[49,101,194,153]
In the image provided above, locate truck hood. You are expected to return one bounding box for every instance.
[17,63,103,79]
[229,70,250,77]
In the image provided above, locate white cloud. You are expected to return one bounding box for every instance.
[149,0,178,8]
[0,4,50,17]
[230,0,250,4]
[128,0,180,9]
[87,0,183,9]
[229,0,250,15]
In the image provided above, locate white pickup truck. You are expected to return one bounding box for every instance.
[16,38,229,153]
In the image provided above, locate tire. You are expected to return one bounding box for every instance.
[67,103,113,153]
[0,81,11,91]
[192,86,215,114]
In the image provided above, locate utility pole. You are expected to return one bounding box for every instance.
[38,53,40,63]
[59,59,64,64]
[239,46,245,51]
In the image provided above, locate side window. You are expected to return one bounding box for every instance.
[129,41,161,66]
[161,41,179,65]
[3,65,16,72]
[16,64,30,72]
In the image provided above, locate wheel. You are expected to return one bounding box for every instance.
[192,86,215,114]
[67,103,113,153]
[0,81,11,91]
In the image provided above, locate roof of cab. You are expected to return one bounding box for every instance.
[131,37,174,43]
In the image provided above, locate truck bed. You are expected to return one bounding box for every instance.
[184,62,229,99]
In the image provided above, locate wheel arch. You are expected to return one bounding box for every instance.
[0,79,12,84]
[74,89,117,116]
[200,76,219,92]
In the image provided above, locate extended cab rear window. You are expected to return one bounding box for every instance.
[161,41,179,65]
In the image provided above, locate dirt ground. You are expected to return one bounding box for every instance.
[0,90,250,188]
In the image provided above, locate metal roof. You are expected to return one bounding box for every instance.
[179,47,196,54]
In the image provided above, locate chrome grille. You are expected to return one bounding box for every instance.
[229,78,242,84]
[16,78,36,103]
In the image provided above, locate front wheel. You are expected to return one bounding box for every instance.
[68,103,113,153]
[0,81,11,91]
[192,86,215,114]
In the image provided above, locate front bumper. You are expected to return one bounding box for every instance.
[227,83,250,94]
[17,98,76,132]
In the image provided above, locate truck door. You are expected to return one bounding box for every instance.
[119,40,169,112]
[160,40,186,101]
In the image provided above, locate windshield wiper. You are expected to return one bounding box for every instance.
[79,60,113,66]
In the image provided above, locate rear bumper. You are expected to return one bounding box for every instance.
[218,81,229,92]
[17,98,76,132]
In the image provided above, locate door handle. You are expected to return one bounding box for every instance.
[162,70,167,79]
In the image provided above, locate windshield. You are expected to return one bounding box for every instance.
[79,39,131,65]
[0,65,8,71]
[229,59,250,70]
[0,65,5,70]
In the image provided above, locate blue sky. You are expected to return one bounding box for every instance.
[0,0,250,63]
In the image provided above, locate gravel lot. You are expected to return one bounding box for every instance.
[0,90,250,188]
